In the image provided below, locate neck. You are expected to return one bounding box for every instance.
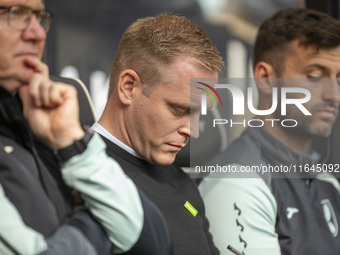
[98,102,132,149]
[0,78,22,96]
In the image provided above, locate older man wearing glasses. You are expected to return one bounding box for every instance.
[0,1,172,255]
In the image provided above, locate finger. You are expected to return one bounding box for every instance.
[28,74,42,107]
[44,82,75,107]
[28,73,44,107]
[24,57,49,77]
[50,82,78,100]
[49,83,64,105]
[29,73,58,108]
[40,81,54,107]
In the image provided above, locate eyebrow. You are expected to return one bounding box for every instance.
[190,100,214,110]
[303,64,330,73]
[170,102,201,112]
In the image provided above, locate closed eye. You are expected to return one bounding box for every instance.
[172,107,190,117]
[307,76,322,83]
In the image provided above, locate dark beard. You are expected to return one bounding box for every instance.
[274,102,337,138]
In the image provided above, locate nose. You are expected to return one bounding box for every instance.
[190,124,199,139]
[321,78,340,104]
[22,15,46,42]
[179,112,200,139]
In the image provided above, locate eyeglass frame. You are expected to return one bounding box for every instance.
[0,5,53,32]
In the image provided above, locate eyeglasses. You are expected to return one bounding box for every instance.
[0,5,53,32]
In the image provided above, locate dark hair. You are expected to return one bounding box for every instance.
[254,8,340,74]
[108,14,223,96]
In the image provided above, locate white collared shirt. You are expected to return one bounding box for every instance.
[91,122,142,159]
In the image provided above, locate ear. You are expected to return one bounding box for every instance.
[254,61,276,95]
[117,69,142,105]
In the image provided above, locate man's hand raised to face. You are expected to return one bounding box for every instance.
[19,57,84,150]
